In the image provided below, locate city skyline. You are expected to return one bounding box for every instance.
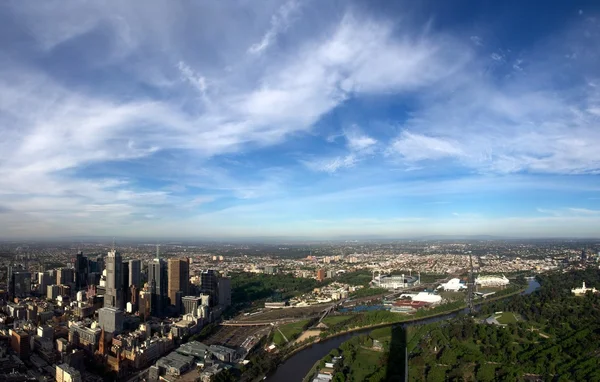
[2,0,600,239]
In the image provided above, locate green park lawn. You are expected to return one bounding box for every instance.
[351,347,386,381]
[495,312,518,325]
[321,315,352,326]
[273,319,310,345]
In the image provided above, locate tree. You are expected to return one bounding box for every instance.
[427,366,446,382]
[476,364,496,382]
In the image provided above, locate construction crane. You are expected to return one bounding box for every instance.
[466,252,475,313]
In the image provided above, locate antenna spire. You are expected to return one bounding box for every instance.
[112,238,115,251]
[156,243,160,259]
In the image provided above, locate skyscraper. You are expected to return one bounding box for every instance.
[122,260,130,304]
[168,258,190,311]
[200,270,219,307]
[38,271,52,297]
[9,269,32,299]
[148,251,168,316]
[128,259,141,288]
[104,249,124,310]
[218,276,231,307]
[75,251,88,290]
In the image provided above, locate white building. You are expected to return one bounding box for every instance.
[372,272,420,289]
[475,275,509,287]
[571,281,598,295]
[56,364,82,382]
[399,291,442,304]
[438,278,466,291]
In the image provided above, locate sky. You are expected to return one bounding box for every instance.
[1,0,600,239]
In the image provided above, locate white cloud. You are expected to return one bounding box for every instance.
[344,126,377,152]
[177,61,208,97]
[248,0,301,54]
[538,207,600,217]
[490,52,504,61]
[390,131,464,161]
[303,125,377,173]
[470,35,483,46]
[303,155,357,173]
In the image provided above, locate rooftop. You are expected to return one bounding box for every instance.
[156,351,194,371]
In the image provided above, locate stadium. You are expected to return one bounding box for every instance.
[371,272,420,289]
[475,274,509,287]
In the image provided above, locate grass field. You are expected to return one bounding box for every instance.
[351,348,385,381]
[321,315,352,326]
[439,290,465,301]
[370,326,393,340]
[495,311,518,324]
[273,319,310,345]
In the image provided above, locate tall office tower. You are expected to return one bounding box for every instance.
[38,272,52,297]
[56,364,82,382]
[200,270,219,307]
[10,269,32,299]
[128,259,141,288]
[104,249,124,310]
[122,261,130,304]
[98,307,124,334]
[182,296,201,317]
[138,284,152,321]
[11,330,30,359]
[57,268,74,287]
[168,258,190,311]
[148,251,168,316]
[7,264,14,297]
[581,249,588,262]
[130,285,138,305]
[218,277,232,307]
[75,251,88,290]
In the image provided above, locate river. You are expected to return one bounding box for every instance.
[265,278,540,382]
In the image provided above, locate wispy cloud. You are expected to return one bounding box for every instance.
[389,131,464,162]
[1,1,599,238]
[248,0,301,55]
[303,125,377,173]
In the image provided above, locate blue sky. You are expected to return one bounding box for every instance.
[1,0,600,239]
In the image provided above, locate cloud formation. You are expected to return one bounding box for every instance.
[1,1,599,238]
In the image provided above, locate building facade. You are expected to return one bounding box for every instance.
[129,259,141,288]
[105,249,125,310]
[168,258,190,311]
[148,258,168,316]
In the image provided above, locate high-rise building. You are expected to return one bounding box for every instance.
[47,285,61,300]
[56,363,82,382]
[122,260,130,303]
[581,249,588,262]
[98,307,124,334]
[57,268,74,287]
[9,269,32,298]
[218,277,231,307]
[104,249,124,310]
[38,271,52,297]
[75,251,88,291]
[139,284,152,321]
[11,330,30,359]
[128,259,141,288]
[200,270,219,307]
[316,269,326,282]
[182,296,201,317]
[168,258,190,311]
[148,257,168,316]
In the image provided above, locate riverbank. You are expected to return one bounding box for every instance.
[267,282,535,382]
[282,285,528,360]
